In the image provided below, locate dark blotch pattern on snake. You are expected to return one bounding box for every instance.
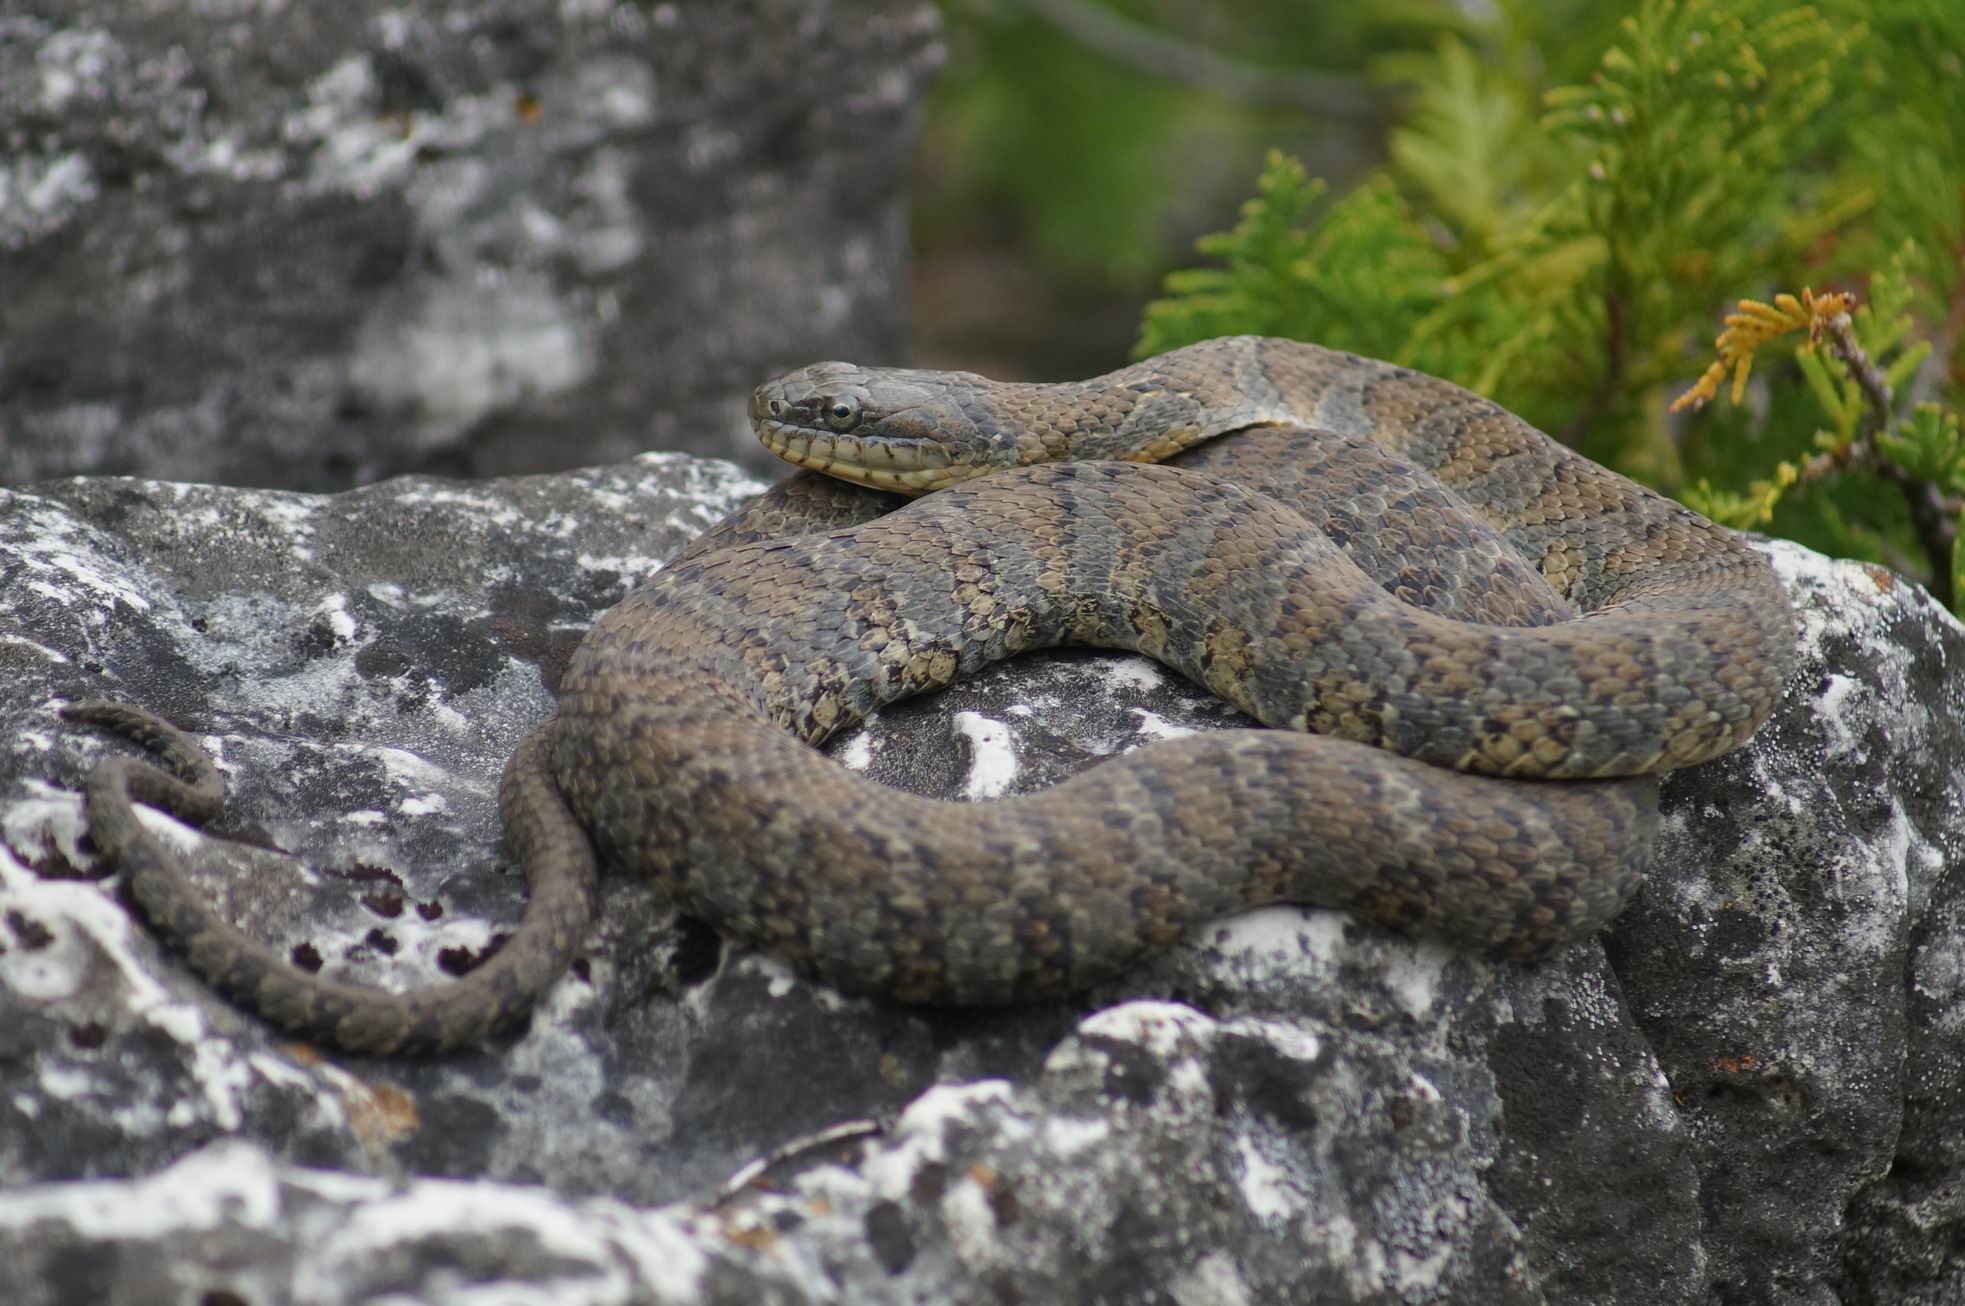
[68,337,1797,1054]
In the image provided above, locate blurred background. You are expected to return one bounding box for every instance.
[3,0,1962,604]
[921,0,1965,607]
[911,0,1423,379]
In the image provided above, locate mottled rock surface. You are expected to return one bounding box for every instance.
[0,456,1960,1304]
[0,1,940,489]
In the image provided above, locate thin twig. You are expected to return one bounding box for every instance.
[1821,314,1894,439]
[714,1118,885,1205]
[1821,312,1960,608]
[1019,0,1387,122]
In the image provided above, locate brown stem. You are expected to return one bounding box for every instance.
[1822,315,1894,440]
[1822,313,1959,608]
[1559,292,1627,448]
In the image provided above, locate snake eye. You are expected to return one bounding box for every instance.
[823,396,861,432]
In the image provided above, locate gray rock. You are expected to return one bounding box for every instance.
[0,456,1959,1304]
[0,1,941,490]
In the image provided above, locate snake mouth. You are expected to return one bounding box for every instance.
[757,423,985,495]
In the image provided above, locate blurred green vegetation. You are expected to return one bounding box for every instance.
[919,0,1965,610]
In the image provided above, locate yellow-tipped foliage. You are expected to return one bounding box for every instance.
[1672,288,1856,412]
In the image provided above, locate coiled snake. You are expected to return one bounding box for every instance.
[67,337,1796,1055]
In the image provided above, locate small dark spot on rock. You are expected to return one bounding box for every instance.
[355,641,414,679]
[291,942,323,972]
[363,928,399,956]
[487,582,562,630]
[295,619,341,660]
[1389,1096,1417,1129]
[70,1022,108,1050]
[338,863,405,888]
[865,1200,916,1273]
[475,613,551,662]
[479,587,593,691]
[570,957,593,983]
[510,1074,542,1094]
[1703,1081,1765,1109]
[201,1291,250,1306]
[27,836,98,882]
[190,617,209,634]
[593,1089,635,1127]
[909,1160,948,1207]
[377,610,503,699]
[1202,1029,1312,1131]
[83,660,104,675]
[438,931,509,977]
[1089,1036,1162,1108]
[369,47,441,115]
[668,916,722,986]
[416,899,444,922]
[349,237,410,291]
[361,890,406,918]
[4,352,69,397]
[987,1182,1020,1227]
[6,910,55,950]
[1707,905,1769,961]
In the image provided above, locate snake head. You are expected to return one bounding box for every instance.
[749,362,1019,494]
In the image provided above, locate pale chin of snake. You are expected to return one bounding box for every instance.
[752,418,983,494]
[757,427,969,493]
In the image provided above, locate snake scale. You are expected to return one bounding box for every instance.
[68,337,1796,1055]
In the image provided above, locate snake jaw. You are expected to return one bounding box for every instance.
[751,363,1019,494]
[764,445,993,495]
[753,413,976,494]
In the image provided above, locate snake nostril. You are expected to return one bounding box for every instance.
[769,400,783,417]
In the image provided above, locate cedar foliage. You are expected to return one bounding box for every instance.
[1133,0,1965,610]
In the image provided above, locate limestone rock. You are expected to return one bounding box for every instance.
[0,1,941,489]
[0,456,1959,1303]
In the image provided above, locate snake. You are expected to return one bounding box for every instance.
[65,337,1796,1056]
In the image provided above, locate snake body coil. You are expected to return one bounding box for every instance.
[71,337,1795,1054]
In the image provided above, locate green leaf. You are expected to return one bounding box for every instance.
[1683,474,1790,528]
[1125,1,1957,593]
[1794,348,1852,434]
[1879,403,1965,496]
[1137,153,1449,363]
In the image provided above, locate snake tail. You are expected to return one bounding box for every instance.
[63,702,596,1056]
